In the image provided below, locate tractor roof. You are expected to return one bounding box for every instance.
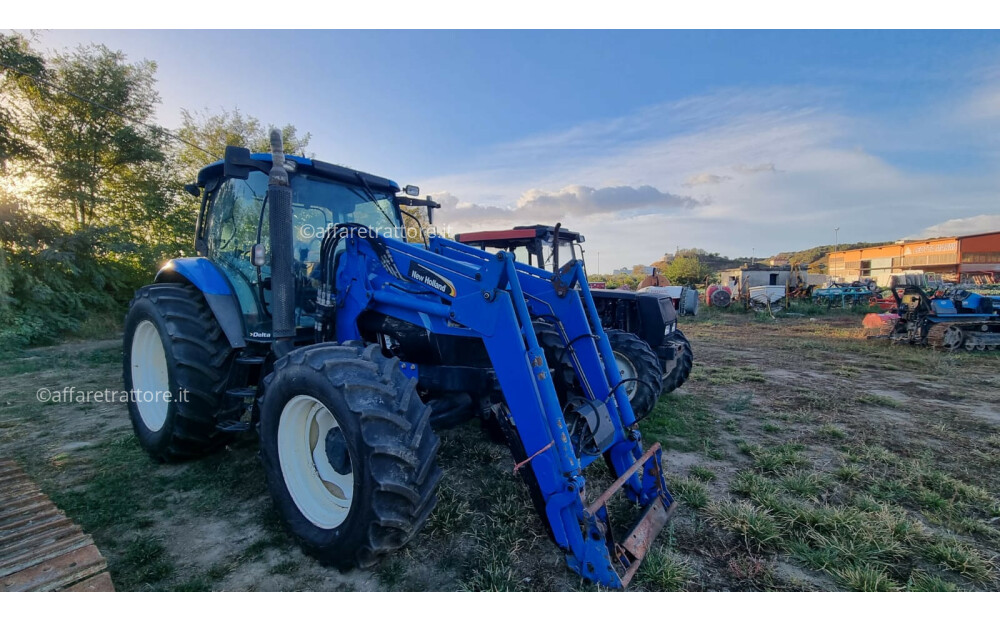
[455,224,584,245]
[196,153,401,194]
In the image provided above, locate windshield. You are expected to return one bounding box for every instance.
[284,174,402,265]
[542,239,579,271]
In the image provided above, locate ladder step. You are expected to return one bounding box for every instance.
[216,420,251,433]
[225,387,257,399]
[235,355,266,365]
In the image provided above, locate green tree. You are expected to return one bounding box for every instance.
[174,108,311,181]
[0,33,45,170]
[663,255,713,286]
[16,44,166,228]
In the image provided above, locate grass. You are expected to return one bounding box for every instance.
[642,393,718,452]
[702,366,766,385]
[830,565,901,592]
[738,442,809,474]
[635,547,694,591]
[856,393,904,409]
[921,540,993,581]
[706,500,782,551]
[4,309,1000,592]
[689,465,716,482]
[667,476,709,510]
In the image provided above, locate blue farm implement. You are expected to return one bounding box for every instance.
[121,132,675,588]
[869,283,1000,351]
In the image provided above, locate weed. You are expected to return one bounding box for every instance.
[921,539,992,580]
[667,476,709,510]
[830,565,901,592]
[689,465,716,482]
[705,500,782,550]
[635,546,694,591]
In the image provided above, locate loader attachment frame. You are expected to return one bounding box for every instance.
[328,225,675,587]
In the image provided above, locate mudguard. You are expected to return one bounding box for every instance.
[155,257,247,349]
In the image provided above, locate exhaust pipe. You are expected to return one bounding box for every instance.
[268,129,295,357]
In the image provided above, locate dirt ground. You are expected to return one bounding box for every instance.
[1,309,998,591]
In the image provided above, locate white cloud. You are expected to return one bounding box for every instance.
[914,214,1000,239]
[437,184,701,227]
[684,173,732,187]
[422,84,1000,267]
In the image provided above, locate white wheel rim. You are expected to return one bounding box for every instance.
[278,395,355,529]
[613,351,639,400]
[943,327,963,351]
[130,320,170,432]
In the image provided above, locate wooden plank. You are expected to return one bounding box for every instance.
[0,461,115,592]
[64,571,115,592]
[0,544,107,592]
[0,532,92,576]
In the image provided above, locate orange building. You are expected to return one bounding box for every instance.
[827,231,1000,284]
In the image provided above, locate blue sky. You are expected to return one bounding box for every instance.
[27,30,1000,269]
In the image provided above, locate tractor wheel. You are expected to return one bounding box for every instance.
[259,343,441,569]
[660,329,693,394]
[481,321,576,444]
[122,283,240,461]
[605,329,663,421]
[533,321,578,402]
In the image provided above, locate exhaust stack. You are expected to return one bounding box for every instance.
[267,129,295,356]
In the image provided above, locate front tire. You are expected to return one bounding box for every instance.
[660,329,693,394]
[122,284,239,461]
[606,329,663,421]
[259,343,441,569]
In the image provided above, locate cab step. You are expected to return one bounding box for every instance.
[225,387,257,399]
[216,420,251,433]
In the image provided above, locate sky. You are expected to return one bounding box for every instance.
[23,30,1000,271]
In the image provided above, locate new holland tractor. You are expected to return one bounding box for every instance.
[122,132,675,588]
[455,225,694,419]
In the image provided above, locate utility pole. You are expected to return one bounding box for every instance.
[597,251,600,275]
[834,227,840,253]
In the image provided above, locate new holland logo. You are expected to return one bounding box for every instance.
[407,262,457,297]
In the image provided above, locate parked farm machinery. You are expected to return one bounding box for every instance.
[122,133,676,588]
[455,225,694,415]
[812,282,875,308]
[867,282,1000,351]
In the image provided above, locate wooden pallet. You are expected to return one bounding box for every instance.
[0,460,115,592]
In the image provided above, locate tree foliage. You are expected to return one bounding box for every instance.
[662,255,714,286]
[0,34,314,349]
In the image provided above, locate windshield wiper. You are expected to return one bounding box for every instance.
[354,172,398,230]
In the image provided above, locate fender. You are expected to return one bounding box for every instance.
[155,257,247,349]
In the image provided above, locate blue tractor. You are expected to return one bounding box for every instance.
[122,132,675,588]
[888,283,1000,351]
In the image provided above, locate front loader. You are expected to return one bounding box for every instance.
[122,131,675,588]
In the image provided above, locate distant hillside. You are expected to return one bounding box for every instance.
[775,241,892,272]
[640,241,893,280]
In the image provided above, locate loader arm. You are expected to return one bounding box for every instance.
[327,224,675,587]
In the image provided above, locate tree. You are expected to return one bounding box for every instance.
[174,108,311,181]
[15,44,166,228]
[663,255,713,286]
[0,33,45,170]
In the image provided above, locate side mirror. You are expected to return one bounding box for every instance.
[403,184,420,196]
[183,183,200,197]
[426,195,439,226]
[251,243,267,267]
[224,145,270,179]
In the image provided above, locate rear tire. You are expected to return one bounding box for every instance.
[259,343,441,569]
[122,283,239,461]
[660,329,693,394]
[606,329,663,421]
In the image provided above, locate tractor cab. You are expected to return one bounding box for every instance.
[175,152,437,339]
[455,225,585,272]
